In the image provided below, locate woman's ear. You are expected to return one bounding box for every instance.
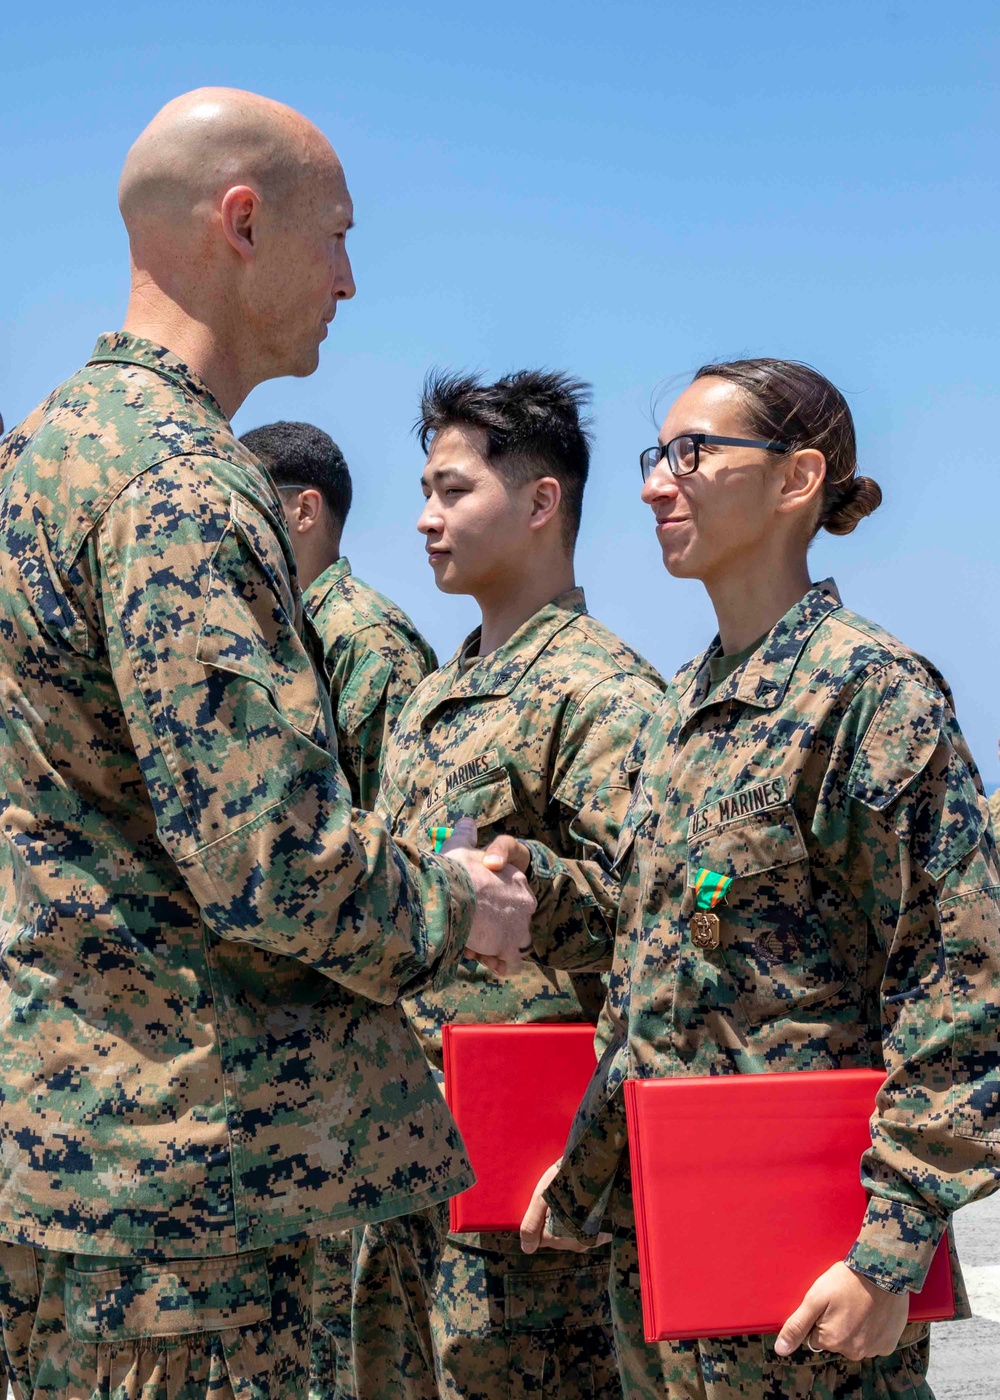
[527,476,562,532]
[777,447,826,520]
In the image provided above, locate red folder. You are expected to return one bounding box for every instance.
[624,1069,955,1342]
[442,1023,598,1232]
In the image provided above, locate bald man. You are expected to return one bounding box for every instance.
[0,88,534,1399]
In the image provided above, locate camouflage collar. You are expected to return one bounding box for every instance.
[445,587,588,698]
[677,579,843,719]
[87,332,228,423]
[303,557,352,612]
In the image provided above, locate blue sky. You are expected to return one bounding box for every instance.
[2,1,998,786]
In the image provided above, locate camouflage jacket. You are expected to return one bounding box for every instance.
[544,581,1000,1302]
[0,334,476,1259]
[989,788,1000,830]
[377,589,665,1068]
[304,558,437,812]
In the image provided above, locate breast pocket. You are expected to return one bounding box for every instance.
[686,804,843,1025]
[424,765,518,836]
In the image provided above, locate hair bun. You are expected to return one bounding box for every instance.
[823,474,882,535]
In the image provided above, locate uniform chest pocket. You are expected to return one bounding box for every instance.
[686,804,844,1026]
[425,766,517,834]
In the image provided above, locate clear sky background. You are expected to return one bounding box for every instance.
[2,1,998,787]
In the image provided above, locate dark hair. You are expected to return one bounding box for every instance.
[417,369,592,547]
[239,420,353,530]
[692,359,882,536]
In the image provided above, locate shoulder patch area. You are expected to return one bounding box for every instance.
[564,613,665,689]
[338,648,394,734]
[848,676,945,811]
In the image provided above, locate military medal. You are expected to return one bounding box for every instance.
[690,868,733,951]
[691,910,721,950]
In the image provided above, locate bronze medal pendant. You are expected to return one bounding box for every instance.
[690,910,720,951]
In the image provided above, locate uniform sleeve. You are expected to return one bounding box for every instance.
[330,626,435,813]
[527,673,665,971]
[817,668,1000,1292]
[96,463,474,1006]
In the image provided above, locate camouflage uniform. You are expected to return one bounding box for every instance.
[0,334,476,1395]
[352,590,665,1400]
[303,559,437,1400]
[988,787,1000,830]
[306,557,437,813]
[535,580,1000,1399]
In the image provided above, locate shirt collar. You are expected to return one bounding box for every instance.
[677,579,843,721]
[304,557,352,612]
[86,332,228,424]
[443,587,587,699]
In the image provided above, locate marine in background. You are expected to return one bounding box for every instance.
[242,418,439,1400]
[241,420,438,811]
[351,369,666,1400]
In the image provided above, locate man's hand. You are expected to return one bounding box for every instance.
[482,834,532,876]
[774,1261,910,1360]
[440,819,535,976]
[519,1161,611,1254]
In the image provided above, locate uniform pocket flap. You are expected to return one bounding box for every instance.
[848,677,944,812]
[612,775,653,871]
[195,501,321,738]
[503,1258,611,1332]
[65,1254,272,1343]
[337,649,393,735]
[426,766,517,830]
[687,803,806,885]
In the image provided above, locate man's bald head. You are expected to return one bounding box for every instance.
[119,87,339,239]
[119,88,355,407]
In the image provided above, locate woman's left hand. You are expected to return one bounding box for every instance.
[774,1261,910,1359]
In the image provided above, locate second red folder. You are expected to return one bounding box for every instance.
[442,1022,598,1233]
[625,1069,956,1342]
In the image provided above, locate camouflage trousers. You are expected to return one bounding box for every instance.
[352,1200,620,1399]
[0,1237,313,1399]
[607,1186,934,1400]
[309,1232,356,1400]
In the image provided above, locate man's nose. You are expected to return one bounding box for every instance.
[417,501,439,535]
[336,247,356,301]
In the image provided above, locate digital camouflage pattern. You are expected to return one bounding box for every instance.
[302,567,435,1400]
[989,787,1000,831]
[382,589,665,1069]
[304,557,438,812]
[535,580,1000,1397]
[0,333,476,1261]
[0,1237,315,1398]
[353,590,665,1399]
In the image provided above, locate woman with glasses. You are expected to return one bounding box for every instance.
[508,358,1000,1398]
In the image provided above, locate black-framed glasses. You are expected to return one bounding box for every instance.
[275,483,313,493]
[639,433,790,482]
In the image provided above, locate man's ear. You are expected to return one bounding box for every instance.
[286,488,325,536]
[220,185,262,261]
[776,447,825,521]
[527,476,562,533]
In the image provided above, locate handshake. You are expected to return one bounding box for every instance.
[438,817,536,976]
